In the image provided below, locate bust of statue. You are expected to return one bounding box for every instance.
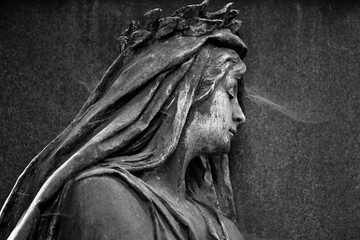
[0,1,248,239]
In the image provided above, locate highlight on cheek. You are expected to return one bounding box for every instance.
[185,87,234,155]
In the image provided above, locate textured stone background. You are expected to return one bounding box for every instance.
[0,0,359,239]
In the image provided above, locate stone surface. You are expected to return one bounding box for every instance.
[229,1,360,239]
[0,0,359,239]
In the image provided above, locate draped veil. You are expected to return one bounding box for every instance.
[0,2,247,239]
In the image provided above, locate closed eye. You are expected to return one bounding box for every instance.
[227,88,235,99]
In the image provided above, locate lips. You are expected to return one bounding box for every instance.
[229,128,237,135]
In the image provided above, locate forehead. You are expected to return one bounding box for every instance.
[217,48,246,75]
[218,48,240,61]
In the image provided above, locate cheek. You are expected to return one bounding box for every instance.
[208,94,233,151]
[210,93,232,131]
[190,93,232,153]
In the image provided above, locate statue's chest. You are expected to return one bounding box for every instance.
[169,201,229,240]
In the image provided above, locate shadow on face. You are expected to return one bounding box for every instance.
[184,47,246,156]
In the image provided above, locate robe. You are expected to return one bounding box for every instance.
[35,165,244,240]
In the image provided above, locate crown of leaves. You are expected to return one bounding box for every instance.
[118,0,242,52]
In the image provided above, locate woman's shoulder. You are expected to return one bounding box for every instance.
[218,214,245,240]
[57,174,154,240]
[194,202,245,240]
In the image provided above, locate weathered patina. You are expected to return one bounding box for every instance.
[0,1,247,239]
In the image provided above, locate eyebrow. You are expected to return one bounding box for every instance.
[224,54,240,63]
[218,52,246,79]
[225,55,240,64]
[217,52,240,65]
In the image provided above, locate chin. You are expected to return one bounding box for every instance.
[220,143,231,154]
[209,140,231,155]
[221,135,232,153]
[200,134,232,155]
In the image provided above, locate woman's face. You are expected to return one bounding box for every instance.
[185,50,246,155]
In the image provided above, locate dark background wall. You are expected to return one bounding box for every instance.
[0,0,359,239]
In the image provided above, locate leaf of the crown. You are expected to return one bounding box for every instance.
[117,1,242,52]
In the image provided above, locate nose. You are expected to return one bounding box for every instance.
[233,102,246,125]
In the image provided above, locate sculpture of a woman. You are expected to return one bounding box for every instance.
[0,1,248,239]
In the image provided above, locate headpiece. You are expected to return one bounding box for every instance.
[117,0,245,57]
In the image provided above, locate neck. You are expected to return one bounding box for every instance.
[143,140,195,201]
